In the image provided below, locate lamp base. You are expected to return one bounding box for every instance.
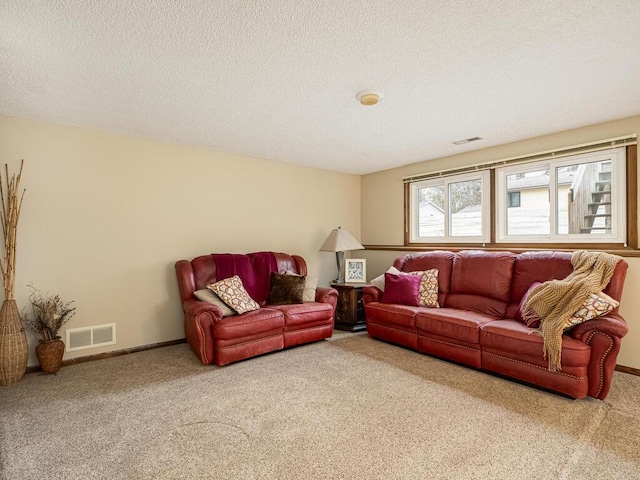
[335,251,345,283]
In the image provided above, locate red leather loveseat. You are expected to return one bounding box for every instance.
[362,250,628,399]
[175,251,337,366]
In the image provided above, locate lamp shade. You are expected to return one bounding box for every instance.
[319,227,364,252]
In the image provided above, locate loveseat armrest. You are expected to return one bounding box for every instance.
[316,286,338,310]
[362,285,382,305]
[183,298,225,320]
[182,299,224,365]
[568,313,628,400]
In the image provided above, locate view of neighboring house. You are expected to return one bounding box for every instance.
[504,167,575,235]
[419,160,613,237]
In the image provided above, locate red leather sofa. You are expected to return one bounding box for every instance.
[362,250,628,399]
[175,252,337,366]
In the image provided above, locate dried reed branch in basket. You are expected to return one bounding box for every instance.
[0,160,25,300]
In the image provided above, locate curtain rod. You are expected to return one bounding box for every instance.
[402,134,637,183]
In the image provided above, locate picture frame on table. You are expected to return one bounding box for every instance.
[345,258,366,283]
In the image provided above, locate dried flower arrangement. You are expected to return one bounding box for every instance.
[23,285,76,342]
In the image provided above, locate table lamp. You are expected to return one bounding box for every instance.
[319,227,365,283]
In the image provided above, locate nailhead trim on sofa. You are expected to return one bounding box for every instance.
[483,351,586,380]
[196,316,209,364]
[586,331,614,398]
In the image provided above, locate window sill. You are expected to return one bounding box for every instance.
[363,244,640,258]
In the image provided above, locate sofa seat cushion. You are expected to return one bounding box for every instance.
[416,309,497,344]
[212,308,284,341]
[270,302,333,329]
[480,319,591,369]
[365,303,422,330]
[443,294,507,318]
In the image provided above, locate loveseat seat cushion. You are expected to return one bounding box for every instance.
[271,302,333,329]
[416,308,498,344]
[480,320,591,369]
[212,308,284,341]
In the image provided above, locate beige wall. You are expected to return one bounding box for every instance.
[4,111,638,370]
[361,115,640,369]
[0,115,361,365]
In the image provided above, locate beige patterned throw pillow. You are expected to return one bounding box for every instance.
[208,275,260,314]
[403,269,439,308]
[564,291,619,330]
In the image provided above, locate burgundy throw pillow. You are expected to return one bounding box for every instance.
[381,273,421,306]
[517,281,542,327]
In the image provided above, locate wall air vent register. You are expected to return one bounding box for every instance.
[66,323,116,352]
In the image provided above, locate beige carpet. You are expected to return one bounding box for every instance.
[1,332,640,479]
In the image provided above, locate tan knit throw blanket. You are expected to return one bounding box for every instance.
[521,250,621,371]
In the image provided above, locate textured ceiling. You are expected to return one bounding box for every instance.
[2,1,640,174]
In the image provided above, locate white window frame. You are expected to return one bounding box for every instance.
[409,170,490,244]
[495,147,626,244]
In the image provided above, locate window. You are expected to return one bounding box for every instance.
[409,171,490,243]
[496,147,626,243]
[507,191,521,208]
[404,139,636,249]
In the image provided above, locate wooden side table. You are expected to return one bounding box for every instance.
[331,282,367,332]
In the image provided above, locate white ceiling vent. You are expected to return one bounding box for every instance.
[453,136,483,145]
[66,323,116,352]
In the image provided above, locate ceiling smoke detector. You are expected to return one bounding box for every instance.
[356,90,383,106]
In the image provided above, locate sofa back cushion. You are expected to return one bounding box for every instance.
[510,251,573,304]
[450,251,516,302]
[394,251,456,306]
[507,251,628,318]
[604,260,628,313]
[176,252,307,304]
[446,250,516,318]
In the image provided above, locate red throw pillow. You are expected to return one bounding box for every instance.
[517,281,542,327]
[381,273,421,306]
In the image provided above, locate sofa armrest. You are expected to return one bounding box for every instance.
[362,285,382,306]
[316,286,338,310]
[182,299,224,365]
[568,313,628,341]
[568,313,628,399]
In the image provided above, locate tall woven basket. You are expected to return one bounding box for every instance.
[0,299,28,385]
[0,160,27,386]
